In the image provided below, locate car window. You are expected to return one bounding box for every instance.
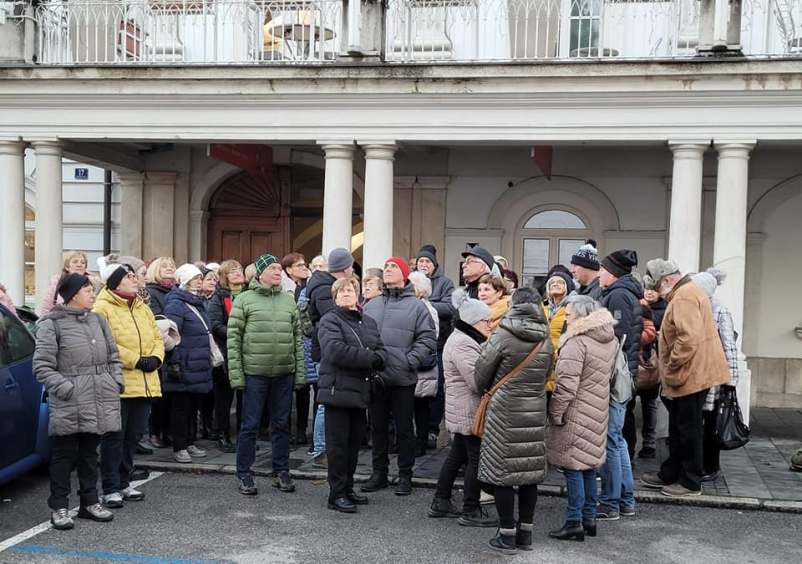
[0,310,36,367]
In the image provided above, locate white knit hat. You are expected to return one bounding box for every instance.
[174,264,203,288]
[692,267,726,298]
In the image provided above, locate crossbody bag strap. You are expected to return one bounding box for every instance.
[186,303,211,335]
[486,340,544,395]
[347,326,366,349]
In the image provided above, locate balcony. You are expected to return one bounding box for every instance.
[24,0,802,65]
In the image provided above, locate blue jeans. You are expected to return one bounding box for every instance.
[312,404,326,457]
[564,469,598,522]
[599,400,635,511]
[236,374,293,477]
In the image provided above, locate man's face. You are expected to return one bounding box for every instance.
[383,262,405,287]
[409,258,418,272]
[259,263,283,287]
[657,274,679,298]
[599,266,617,289]
[416,257,435,277]
[462,255,487,283]
[571,263,597,286]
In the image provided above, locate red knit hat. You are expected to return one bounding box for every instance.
[385,257,411,281]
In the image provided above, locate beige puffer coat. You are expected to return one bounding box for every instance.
[546,308,617,471]
[442,322,486,435]
[474,302,553,487]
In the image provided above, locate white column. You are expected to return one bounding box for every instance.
[668,142,707,274]
[118,172,145,258]
[32,141,64,312]
[188,210,209,263]
[0,141,28,305]
[362,143,398,270]
[320,143,355,255]
[142,172,176,260]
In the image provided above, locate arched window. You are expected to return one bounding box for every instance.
[520,208,591,288]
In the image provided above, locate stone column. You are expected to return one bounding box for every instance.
[31,141,63,312]
[668,142,707,274]
[142,172,176,261]
[189,210,209,263]
[361,143,398,270]
[320,143,356,255]
[0,141,28,304]
[118,172,145,259]
[394,175,450,260]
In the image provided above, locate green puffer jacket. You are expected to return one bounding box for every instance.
[227,280,305,389]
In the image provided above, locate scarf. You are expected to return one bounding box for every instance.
[112,290,137,307]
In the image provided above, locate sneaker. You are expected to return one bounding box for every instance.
[638,447,656,459]
[428,497,461,518]
[427,432,438,450]
[312,453,328,469]
[791,449,802,472]
[620,505,636,517]
[640,472,670,489]
[306,444,315,455]
[480,491,495,505]
[272,470,296,493]
[238,474,258,496]
[173,449,192,463]
[458,507,498,528]
[149,434,165,449]
[101,493,123,508]
[186,445,206,458]
[702,471,720,482]
[129,467,149,481]
[50,508,74,530]
[596,506,620,521]
[120,487,145,502]
[360,473,389,493]
[661,483,701,497]
[77,503,114,522]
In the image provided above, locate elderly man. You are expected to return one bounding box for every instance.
[570,240,603,301]
[461,246,498,299]
[640,259,731,497]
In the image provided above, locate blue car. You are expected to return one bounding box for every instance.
[0,303,51,486]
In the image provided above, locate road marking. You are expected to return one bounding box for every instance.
[11,545,228,564]
[0,471,164,554]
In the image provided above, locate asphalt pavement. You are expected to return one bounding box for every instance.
[1,471,800,564]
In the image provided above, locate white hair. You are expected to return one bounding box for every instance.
[408,271,432,298]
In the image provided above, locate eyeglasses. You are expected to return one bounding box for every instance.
[230,268,243,274]
[464,259,484,266]
[293,263,307,269]
[125,273,138,281]
[548,279,566,286]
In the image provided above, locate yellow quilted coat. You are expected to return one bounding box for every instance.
[542,302,566,392]
[93,287,164,398]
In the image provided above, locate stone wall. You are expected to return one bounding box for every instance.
[750,357,802,408]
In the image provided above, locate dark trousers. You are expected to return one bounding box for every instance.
[702,407,721,475]
[213,368,242,437]
[370,384,416,476]
[428,353,445,436]
[325,405,366,500]
[413,397,431,449]
[295,384,311,431]
[495,484,538,529]
[149,394,172,438]
[659,388,708,491]
[100,398,150,495]
[434,433,482,513]
[623,386,660,458]
[48,433,101,510]
[199,390,215,435]
[171,392,199,452]
[236,374,294,476]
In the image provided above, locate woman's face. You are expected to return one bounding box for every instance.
[473,316,493,337]
[548,277,567,301]
[643,288,659,304]
[202,274,218,294]
[287,259,308,282]
[227,264,245,287]
[116,271,139,295]
[69,284,95,310]
[68,255,87,275]
[186,275,203,291]
[159,261,176,281]
[363,279,381,300]
[564,304,577,326]
[136,266,148,288]
[335,283,358,310]
[478,283,502,306]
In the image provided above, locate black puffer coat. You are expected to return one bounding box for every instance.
[600,274,643,377]
[306,270,337,363]
[363,283,437,387]
[316,307,387,409]
[208,286,249,359]
[578,277,603,302]
[428,268,456,350]
[474,302,553,487]
[146,283,171,316]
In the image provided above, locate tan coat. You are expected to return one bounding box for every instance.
[442,323,484,435]
[546,309,617,471]
[659,276,731,398]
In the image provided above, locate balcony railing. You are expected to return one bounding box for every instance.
[28,0,802,65]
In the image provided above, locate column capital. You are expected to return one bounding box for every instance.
[0,140,27,156]
[668,141,709,157]
[117,171,146,187]
[320,143,356,159]
[361,143,398,161]
[144,171,178,186]
[714,141,756,158]
[30,140,62,157]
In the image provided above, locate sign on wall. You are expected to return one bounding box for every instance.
[74,168,89,180]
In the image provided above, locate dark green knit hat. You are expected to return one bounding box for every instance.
[416,244,438,267]
[255,254,279,277]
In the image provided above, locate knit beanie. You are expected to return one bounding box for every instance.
[174,264,203,287]
[601,249,638,279]
[97,256,134,291]
[547,271,574,293]
[58,273,90,305]
[327,248,354,274]
[386,257,411,281]
[255,254,279,278]
[571,239,600,271]
[691,267,726,298]
[416,245,438,267]
[451,288,491,325]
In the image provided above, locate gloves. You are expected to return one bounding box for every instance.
[136,356,162,373]
[371,351,387,372]
[167,362,181,382]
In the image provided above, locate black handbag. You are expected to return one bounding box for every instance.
[715,386,750,451]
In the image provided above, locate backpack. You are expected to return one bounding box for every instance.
[297,299,315,339]
[610,334,634,404]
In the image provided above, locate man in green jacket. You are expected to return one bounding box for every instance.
[228,254,305,496]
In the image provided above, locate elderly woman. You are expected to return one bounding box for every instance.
[546,296,617,542]
[408,271,440,458]
[474,287,554,555]
[145,257,176,316]
[40,251,89,317]
[543,270,575,397]
[34,273,123,530]
[428,289,496,527]
[477,274,511,334]
[317,276,387,513]
[163,264,214,464]
[362,268,384,303]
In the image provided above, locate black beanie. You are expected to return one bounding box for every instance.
[58,273,90,305]
[106,264,133,291]
[601,250,638,279]
[571,239,600,271]
[416,245,438,267]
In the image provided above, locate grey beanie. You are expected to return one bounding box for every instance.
[327,248,354,274]
[692,267,726,298]
[451,288,491,325]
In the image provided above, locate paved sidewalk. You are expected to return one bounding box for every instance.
[135,407,802,512]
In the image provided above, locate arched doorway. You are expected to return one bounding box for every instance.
[206,170,290,264]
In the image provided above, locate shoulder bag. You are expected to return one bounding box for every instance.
[186,303,225,368]
[471,340,544,439]
[715,386,750,450]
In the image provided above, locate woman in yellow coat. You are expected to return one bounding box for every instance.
[477,274,512,334]
[542,271,576,396]
[93,261,164,508]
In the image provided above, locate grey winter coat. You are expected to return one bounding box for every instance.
[364,283,437,387]
[474,302,553,487]
[34,306,124,437]
[428,268,456,350]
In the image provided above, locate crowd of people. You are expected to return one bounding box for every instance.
[21,238,795,555]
